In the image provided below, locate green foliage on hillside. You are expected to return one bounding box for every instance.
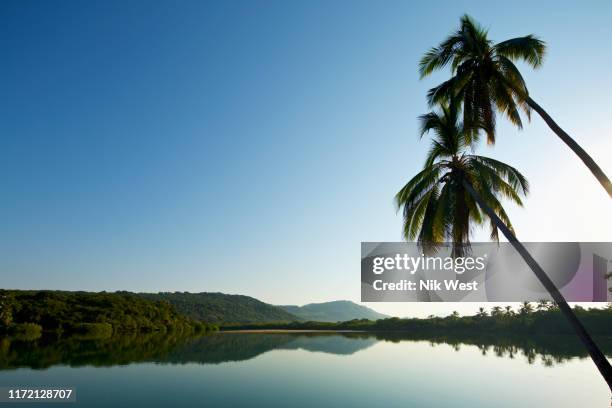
[0,290,219,338]
[138,292,299,324]
[279,300,389,322]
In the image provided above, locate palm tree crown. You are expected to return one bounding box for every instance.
[396,101,529,256]
[419,14,545,143]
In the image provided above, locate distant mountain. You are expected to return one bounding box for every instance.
[279,301,389,322]
[139,292,299,324]
[137,293,388,324]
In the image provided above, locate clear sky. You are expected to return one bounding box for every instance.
[2,1,611,318]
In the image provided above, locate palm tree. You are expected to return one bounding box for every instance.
[518,301,534,316]
[490,306,503,318]
[536,299,550,312]
[398,102,612,389]
[419,15,612,198]
[462,177,612,389]
[396,101,528,257]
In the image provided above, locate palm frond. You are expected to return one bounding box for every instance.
[418,112,444,138]
[490,75,523,129]
[405,187,438,240]
[424,141,449,168]
[473,78,496,144]
[494,35,546,68]
[396,166,443,214]
[468,159,525,205]
[471,156,529,194]
[468,173,516,238]
[426,78,455,106]
[419,33,463,78]
[432,181,454,242]
[496,56,529,98]
[417,188,443,254]
[459,14,490,55]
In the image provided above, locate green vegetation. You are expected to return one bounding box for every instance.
[0,290,218,338]
[420,15,612,198]
[224,302,612,337]
[404,15,612,387]
[0,290,387,333]
[10,323,43,341]
[70,323,113,339]
[138,292,299,324]
[396,98,528,256]
[279,300,389,322]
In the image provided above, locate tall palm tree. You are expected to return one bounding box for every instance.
[419,15,612,198]
[396,101,528,257]
[398,102,612,390]
[463,173,612,390]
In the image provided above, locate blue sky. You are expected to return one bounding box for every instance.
[2,1,611,317]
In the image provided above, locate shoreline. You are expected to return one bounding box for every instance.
[220,329,366,333]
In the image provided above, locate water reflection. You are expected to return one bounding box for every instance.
[372,332,612,366]
[0,331,610,370]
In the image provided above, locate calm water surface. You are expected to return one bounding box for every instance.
[0,332,609,407]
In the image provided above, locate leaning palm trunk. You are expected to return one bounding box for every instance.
[526,97,612,198]
[462,179,612,391]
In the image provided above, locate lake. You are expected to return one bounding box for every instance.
[0,331,610,407]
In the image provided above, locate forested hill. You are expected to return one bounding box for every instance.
[279,301,389,322]
[138,292,300,324]
[1,291,386,327]
[0,290,213,336]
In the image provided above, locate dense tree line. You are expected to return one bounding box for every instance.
[3,290,610,340]
[224,302,612,337]
[0,290,218,339]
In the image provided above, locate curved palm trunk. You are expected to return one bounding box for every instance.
[527,97,612,198]
[462,179,612,391]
